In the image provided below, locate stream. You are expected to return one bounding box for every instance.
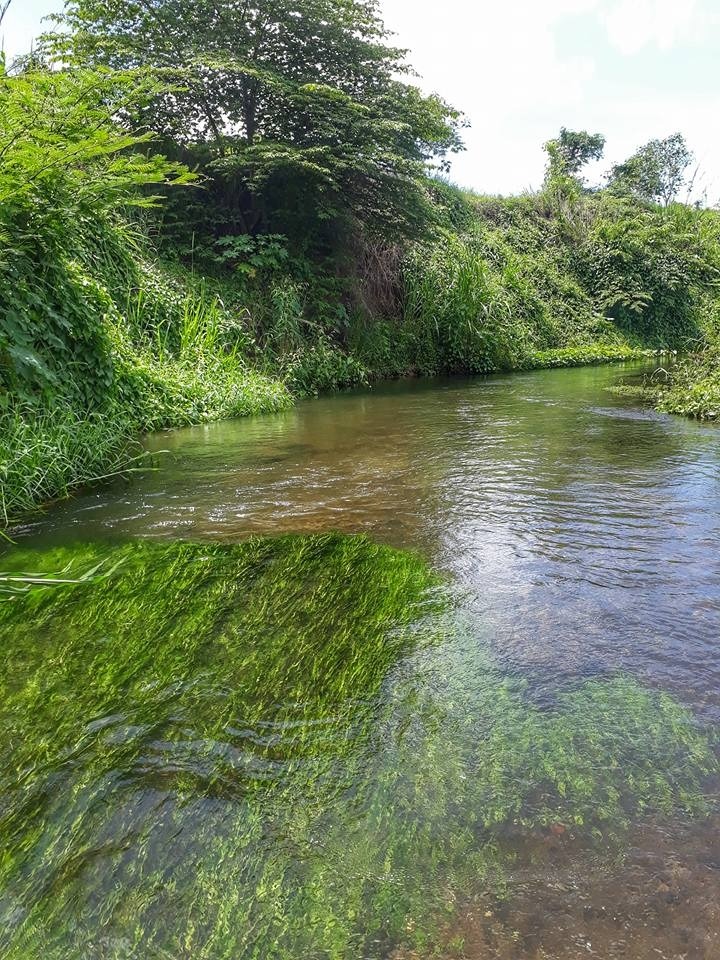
[2,362,720,959]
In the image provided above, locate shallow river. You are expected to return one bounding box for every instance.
[2,362,720,959]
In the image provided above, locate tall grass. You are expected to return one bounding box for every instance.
[399,229,618,375]
[0,405,141,525]
[113,280,291,432]
[351,185,717,384]
[0,270,292,525]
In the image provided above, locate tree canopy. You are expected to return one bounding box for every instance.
[45,0,464,246]
[608,133,693,206]
[555,127,606,176]
[544,127,605,185]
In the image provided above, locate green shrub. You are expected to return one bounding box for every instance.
[656,349,720,419]
[0,251,290,524]
[278,338,369,395]
[401,223,607,375]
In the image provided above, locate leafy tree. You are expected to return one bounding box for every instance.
[541,128,605,239]
[45,0,464,247]
[608,133,693,206]
[0,67,192,209]
[546,127,605,178]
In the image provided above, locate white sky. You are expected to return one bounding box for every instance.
[381,0,720,199]
[4,0,720,199]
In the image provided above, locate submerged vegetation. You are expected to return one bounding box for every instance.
[0,534,717,958]
[0,0,718,518]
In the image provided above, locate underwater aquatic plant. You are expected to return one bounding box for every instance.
[0,536,716,959]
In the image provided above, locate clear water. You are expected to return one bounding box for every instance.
[3,362,720,959]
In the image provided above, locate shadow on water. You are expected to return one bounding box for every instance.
[2,361,720,958]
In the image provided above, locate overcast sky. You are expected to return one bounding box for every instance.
[4,0,720,199]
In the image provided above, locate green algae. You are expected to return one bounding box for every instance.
[0,535,716,959]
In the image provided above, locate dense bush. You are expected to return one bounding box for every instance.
[656,348,720,419]
[390,186,713,377]
[578,200,713,347]
[0,67,289,522]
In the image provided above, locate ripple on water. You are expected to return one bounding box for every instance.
[3,363,720,957]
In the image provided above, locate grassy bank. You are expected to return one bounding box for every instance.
[0,373,290,526]
[0,259,292,524]
[0,331,649,527]
[654,345,720,419]
[2,62,720,524]
[0,244,658,528]
[0,186,711,525]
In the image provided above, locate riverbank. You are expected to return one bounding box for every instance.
[4,184,705,526]
[656,349,720,419]
[1,342,656,527]
[2,67,718,525]
[0,182,701,527]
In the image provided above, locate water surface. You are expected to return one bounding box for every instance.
[17,363,720,714]
[3,362,720,958]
